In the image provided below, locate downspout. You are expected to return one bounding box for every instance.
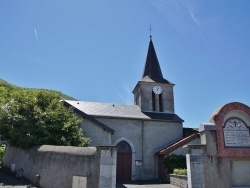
[142,119,144,180]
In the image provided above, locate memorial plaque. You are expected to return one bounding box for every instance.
[223,118,250,147]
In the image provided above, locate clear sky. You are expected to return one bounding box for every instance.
[1,0,250,128]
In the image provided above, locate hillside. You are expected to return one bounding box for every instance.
[0,78,76,106]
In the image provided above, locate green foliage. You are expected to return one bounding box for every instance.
[173,168,187,175]
[0,144,5,164]
[164,154,187,173]
[0,90,89,149]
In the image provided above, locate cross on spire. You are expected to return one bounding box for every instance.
[148,25,153,39]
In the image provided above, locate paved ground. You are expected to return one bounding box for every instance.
[0,168,35,188]
[116,181,179,188]
[0,167,179,188]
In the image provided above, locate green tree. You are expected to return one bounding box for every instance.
[0,90,89,149]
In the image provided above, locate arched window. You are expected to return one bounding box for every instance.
[117,141,132,153]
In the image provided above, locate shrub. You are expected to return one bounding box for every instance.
[173,168,187,175]
[0,144,5,164]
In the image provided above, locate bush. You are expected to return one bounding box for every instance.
[164,154,186,173]
[0,144,5,164]
[173,168,187,175]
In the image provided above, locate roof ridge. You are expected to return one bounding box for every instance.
[65,100,139,107]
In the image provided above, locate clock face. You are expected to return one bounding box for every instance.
[153,85,162,94]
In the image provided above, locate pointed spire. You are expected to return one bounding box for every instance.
[142,37,168,83]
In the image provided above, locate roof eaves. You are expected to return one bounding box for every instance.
[63,101,115,134]
[157,133,199,155]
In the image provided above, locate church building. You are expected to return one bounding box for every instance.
[63,37,185,181]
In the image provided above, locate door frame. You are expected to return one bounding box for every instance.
[113,137,136,180]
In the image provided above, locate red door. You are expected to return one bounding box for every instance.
[116,141,132,181]
[117,152,132,180]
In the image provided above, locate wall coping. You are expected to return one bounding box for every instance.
[199,123,216,132]
[170,174,187,179]
[96,146,117,150]
[183,144,206,149]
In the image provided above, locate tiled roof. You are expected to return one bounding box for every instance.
[63,100,183,122]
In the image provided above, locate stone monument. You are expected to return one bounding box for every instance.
[186,102,250,188]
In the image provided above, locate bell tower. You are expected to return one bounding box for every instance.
[132,37,175,113]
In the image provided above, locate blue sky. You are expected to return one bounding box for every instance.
[1,0,250,128]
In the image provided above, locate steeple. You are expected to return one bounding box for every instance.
[142,38,170,83]
[133,37,175,113]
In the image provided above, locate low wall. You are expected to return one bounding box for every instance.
[3,145,117,188]
[170,174,187,188]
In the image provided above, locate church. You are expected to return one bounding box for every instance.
[63,37,197,181]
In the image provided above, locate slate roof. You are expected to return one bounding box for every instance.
[142,38,171,84]
[63,100,184,122]
[63,100,115,133]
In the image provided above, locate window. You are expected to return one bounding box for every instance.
[152,91,155,111]
[159,93,163,112]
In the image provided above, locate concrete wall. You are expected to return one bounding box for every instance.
[3,145,116,188]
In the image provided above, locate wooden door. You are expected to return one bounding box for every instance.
[116,141,132,181]
[117,152,132,180]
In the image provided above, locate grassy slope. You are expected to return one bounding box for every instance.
[0,78,76,106]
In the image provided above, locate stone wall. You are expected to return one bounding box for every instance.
[170,174,187,188]
[3,145,116,188]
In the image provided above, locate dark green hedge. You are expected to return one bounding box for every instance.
[164,154,186,173]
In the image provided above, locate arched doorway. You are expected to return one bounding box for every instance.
[116,140,132,181]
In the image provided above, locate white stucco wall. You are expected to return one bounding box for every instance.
[143,121,183,179]
[80,118,112,146]
[90,117,183,180]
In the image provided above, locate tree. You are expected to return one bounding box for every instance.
[0,90,89,149]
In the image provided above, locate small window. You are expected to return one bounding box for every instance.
[159,93,163,112]
[152,91,156,111]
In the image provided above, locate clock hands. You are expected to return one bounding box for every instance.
[153,86,162,94]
